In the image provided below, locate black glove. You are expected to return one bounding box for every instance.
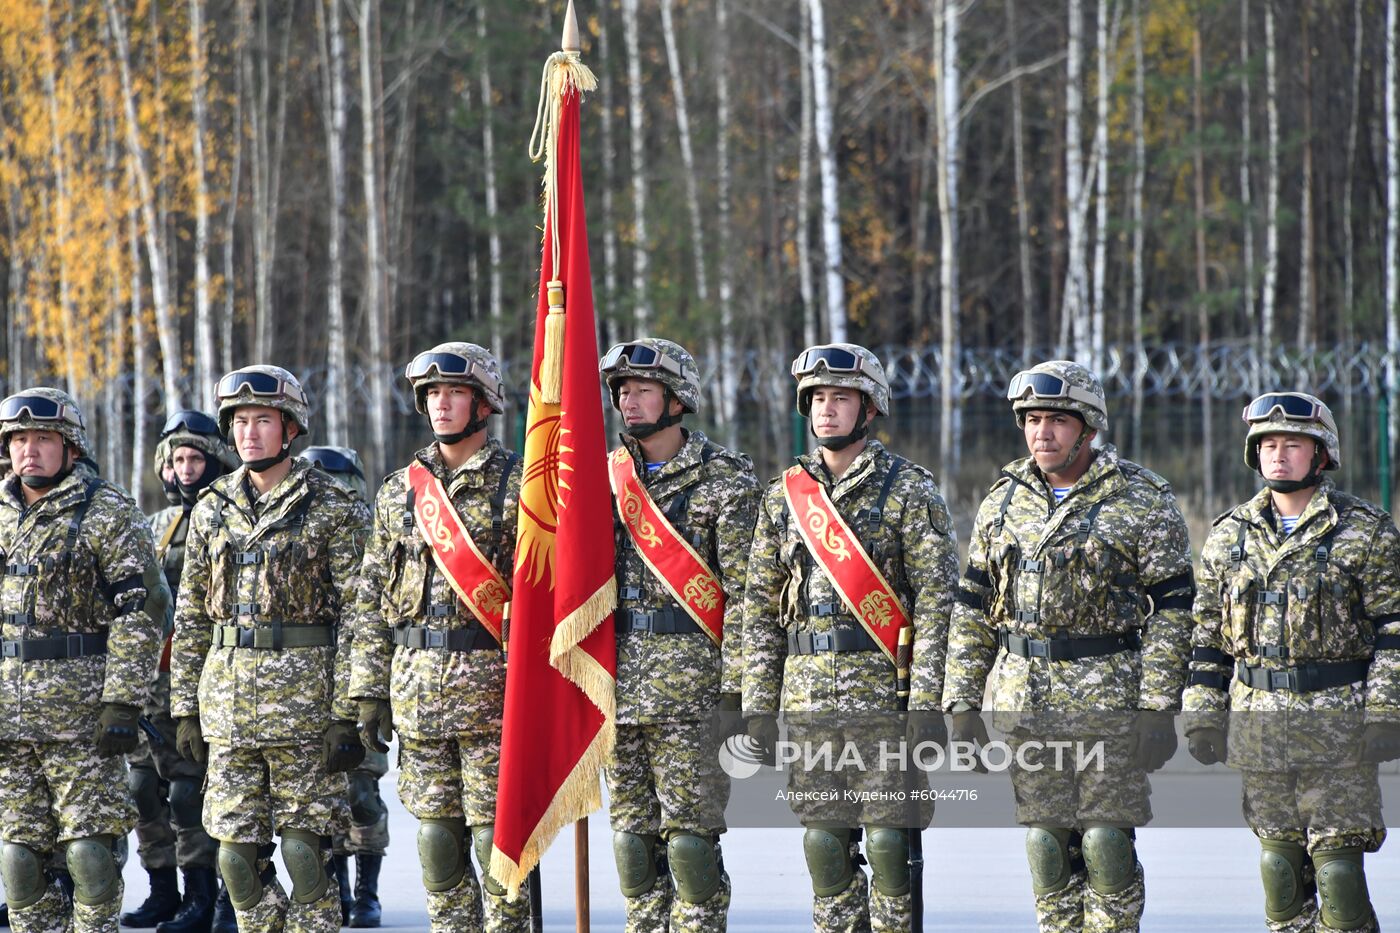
[176,716,207,764]
[949,709,990,773]
[906,711,948,749]
[94,703,141,757]
[1186,726,1227,766]
[357,699,394,754]
[746,714,779,767]
[1360,722,1400,763]
[712,692,746,741]
[324,720,367,772]
[1133,711,1179,772]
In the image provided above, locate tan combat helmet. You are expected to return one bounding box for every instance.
[1007,360,1108,432]
[1242,391,1340,471]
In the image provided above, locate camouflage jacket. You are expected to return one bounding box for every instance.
[348,439,520,740]
[941,445,1194,713]
[742,440,958,714]
[149,505,190,597]
[170,460,370,746]
[1184,479,1400,719]
[0,465,166,742]
[611,430,760,724]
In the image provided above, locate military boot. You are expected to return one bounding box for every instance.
[209,881,237,933]
[348,854,382,928]
[0,900,8,927]
[333,854,352,925]
[121,866,181,927]
[157,866,218,933]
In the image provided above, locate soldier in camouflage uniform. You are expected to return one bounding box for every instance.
[939,360,1194,933]
[742,343,959,932]
[1184,392,1400,933]
[349,343,529,933]
[0,388,168,933]
[124,410,238,933]
[300,445,388,929]
[598,338,760,933]
[171,365,370,933]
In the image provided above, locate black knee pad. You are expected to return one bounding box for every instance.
[128,765,164,823]
[168,778,203,831]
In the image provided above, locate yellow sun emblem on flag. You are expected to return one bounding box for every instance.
[516,382,573,589]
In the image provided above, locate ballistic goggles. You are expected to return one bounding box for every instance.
[1242,392,1338,433]
[0,394,85,429]
[600,343,690,379]
[216,371,307,405]
[404,351,502,396]
[159,410,221,440]
[1005,370,1104,410]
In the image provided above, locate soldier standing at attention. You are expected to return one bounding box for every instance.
[599,338,760,932]
[170,366,370,933]
[0,388,167,931]
[349,343,529,932]
[300,445,387,929]
[940,360,1194,933]
[1184,392,1400,933]
[124,411,237,933]
[742,343,958,932]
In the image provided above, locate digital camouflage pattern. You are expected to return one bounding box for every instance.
[335,751,390,857]
[349,438,524,931]
[0,386,94,459]
[171,458,367,933]
[602,338,703,414]
[940,444,1193,933]
[1242,394,1341,470]
[0,461,165,932]
[1185,478,1400,933]
[1009,360,1109,432]
[215,364,310,438]
[793,343,892,416]
[407,342,506,414]
[742,439,957,933]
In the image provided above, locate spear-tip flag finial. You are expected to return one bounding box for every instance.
[562,0,581,54]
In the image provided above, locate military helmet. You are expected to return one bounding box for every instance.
[154,409,239,483]
[299,445,368,501]
[1242,391,1340,471]
[0,387,93,458]
[1007,360,1108,432]
[790,343,891,417]
[215,365,310,438]
[600,338,702,414]
[405,342,505,415]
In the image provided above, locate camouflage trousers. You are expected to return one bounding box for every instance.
[0,738,135,933]
[1010,733,1149,933]
[126,672,215,869]
[332,750,390,857]
[203,741,350,933]
[397,731,530,933]
[784,718,917,933]
[1243,765,1385,933]
[605,720,731,933]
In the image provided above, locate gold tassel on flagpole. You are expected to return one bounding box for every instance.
[529,0,595,405]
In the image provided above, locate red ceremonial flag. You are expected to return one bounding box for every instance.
[490,17,615,898]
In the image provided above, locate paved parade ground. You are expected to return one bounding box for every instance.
[110,763,1400,931]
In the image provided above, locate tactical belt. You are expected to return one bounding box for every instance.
[393,625,499,652]
[1234,658,1369,693]
[0,631,108,661]
[788,627,880,655]
[618,608,702,636]
[998,628,1142,662]
[212,624,336,650]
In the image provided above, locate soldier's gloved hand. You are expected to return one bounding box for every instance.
[357,699,394,754]
[1360,722,1400,763]
[324,720,366,772]
[1132,710,1179,772]
[746,714,779,767]
[949,710,990,774]
[1185,726,1227,766]
[906,711,948,749]
[712,692,746,741]
[175,716,207,764]
[94,703,141,757]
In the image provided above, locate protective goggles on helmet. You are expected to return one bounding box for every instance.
[301,448,364,479]
[216,370,307,405]
[790,345,881,379]
[1242,392,1337,431]
[1006,370,1103,410]
[404,351,502,396]
[600,343,688,379]
[159,410,221,440]
[0,394,85,428]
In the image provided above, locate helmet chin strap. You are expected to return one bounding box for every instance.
[20,447,75,489]
[1044,425,1091,475]
[622,389,683,440]
[244,424,293,474]
[812,405,869,452]
[1261,446,1324,494]
[432,391,490,446]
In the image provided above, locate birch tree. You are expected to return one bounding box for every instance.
[621,0,651,327]
[808,0,846,342]
[315,0,349,444]
[598,4,619,335]
[934,0,960,484]
[127,188,147,508]
[352,0,389,472]
[1343,0,1363,351]
[477,0,503,363]
[1297,0,1314,350]
[1240,0,1256,387]
[1064,0,1089,362]
[715,0,737,439]
[190,0,215,409]
[1010,0,1036,362]
[1387,0,1398,463]
[660,0,709,308]
[1131,0,1146,451]
[1090,0,1111,371]
[1262,0,1279,356]
[798,2,817,349]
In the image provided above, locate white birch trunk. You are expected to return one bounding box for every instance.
[934,0,961,484]
[128,195,148,509]
[316,0,349,444]
[1386,0,1398,463]
[1343,0,1362,352]
[808,0,846,342]
[354,0,389,473]
[477,1,503,363]
[1240,0,1256,388]
[1064,0,1089,363]
[1010,0,1036,362]
[1262,1,1279,358]
[221,20,244,378]
[1091,0,1109,373]
[39,0,78,396]
[798,3,817,348]
[190,0,215,410]
[598,6,619,334]
[1297,0,1314,350]
[1131,0,1146,451]
[715,0,737,441]
[621,0,651,328]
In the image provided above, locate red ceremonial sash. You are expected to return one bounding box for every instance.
[782,465,910,664]
[608,448,724,646]
[407,461,509,645]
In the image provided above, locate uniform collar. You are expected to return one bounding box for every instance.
[617,429,708,482]
[228,459,311,514]
[797,438,886,496]
[417,436,503,491]
[1004,443,1123,506]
